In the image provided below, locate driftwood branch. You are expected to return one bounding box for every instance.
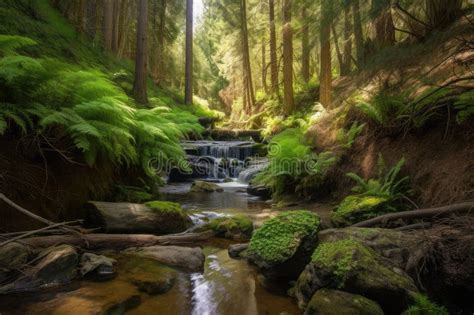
[352,202,474,228]
[20,231,216,249]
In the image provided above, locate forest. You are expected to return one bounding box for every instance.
[0,0,473,314]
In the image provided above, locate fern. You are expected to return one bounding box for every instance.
[454,90,474,124]
[337,121,365,149]
[0,35,37,56]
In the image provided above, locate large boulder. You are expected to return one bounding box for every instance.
[331,195,392,227]
[246,210,321,280]
[305,289,383,315]
[80,253,116,280]
[292,239,418,315]
[318,227,411,269]
[85,200,192,234]
[198,215,254,241]
[123,246,205,272]
[190,180,224,193]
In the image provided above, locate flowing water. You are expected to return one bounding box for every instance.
[0,141,300,315]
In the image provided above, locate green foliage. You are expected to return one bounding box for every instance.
[254,128,337,199]
[454,90,474,124]
[0,35,37,56]
[337,121,366,149]
[331,195,393,227]
[346,156,410,200]
[355,91,408,126]
[404,294,449,315]
[248,210,320,265]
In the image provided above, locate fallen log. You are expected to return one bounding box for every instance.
[21,231,215,249]
[352,201,474,228]
[202,129,262,141]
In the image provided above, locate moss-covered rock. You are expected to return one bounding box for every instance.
[293,239,418,315]
[144,201,192,234]
[305,289,384,315]
[203,215,254,241]
[318,227,411,269]
[190,180,224,193]
[331,195,392,227]
[247,210,321,280]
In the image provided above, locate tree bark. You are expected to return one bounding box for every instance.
[341,3,352,75]
[184,0,193,105]
[132,0,149,104]
[425,0,462,30]
[269,0,279,95]
[301,5,310,83]
[111,0,121,53]
[282,0,295,115]
[319,0,332,108]
[351,0,364,65]
[371,0,395,48]
[240,0,255,114]
[331,21,344,76]
[103,0,114,50]
[156,0,167,85]
[262,41,268,92]
[76,0,85,35]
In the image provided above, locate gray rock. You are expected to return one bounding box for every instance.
[80,253,116,280]
[123,246,205,272]
[228,243,249,258]
[0,242,31,272]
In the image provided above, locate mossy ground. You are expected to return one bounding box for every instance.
[331,195,392,227]
[247,210,320,266]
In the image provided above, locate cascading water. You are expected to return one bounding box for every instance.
[179,140,263,182]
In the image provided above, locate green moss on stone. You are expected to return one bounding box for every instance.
[331,195,392,227]
[144,200,192,233]
[208,215,253,238]
[306,289,384,315]
[145,200,184,214]
[403,294,449,315]
[248,210,320,266]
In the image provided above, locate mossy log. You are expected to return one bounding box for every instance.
[352,201,474,228]
[202,129,263,141]
[20,231,215,249]
[84,201,192,234]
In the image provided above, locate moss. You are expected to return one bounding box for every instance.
[306,289,383,315]
[331,195,391,227]
[247,210,320,266]
[145,200,184,214]
[207,215,253,239]
[403,294,449,315]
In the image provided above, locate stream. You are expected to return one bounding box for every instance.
[0,141,300,315]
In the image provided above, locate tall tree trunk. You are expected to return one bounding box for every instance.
[184,0,193,105]
[262,41,268,93]
[132,0,148,104]
[319,0,332,108]
[331,21,344,75]
[112,0,121,53]
[240,0,255,114]
[351,0,364,66]
[269,0,278,95]
[301,5,310,83]
[425,0,462,30]
[76,0,85,35]
[371,0,395,48]
[341,4,352,75]
[282,0,295,115]
[103,0,114,50]
[84,0,97,40]
[156,0,167,85]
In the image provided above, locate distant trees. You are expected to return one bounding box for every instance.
[282,0,295,115]
[319,0,332,108]
[269,0,279,95]
[240,0,255,113]
[184,0,193,105]
[132,0,148,104]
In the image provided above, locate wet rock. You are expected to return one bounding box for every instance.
[33,245,78,285]
[247,183,271,199]
[0,242,31,271]
[331,195,391,227]
[144,201,193,234]
[293,239,418,315]
[190,180,224,193]
[228,243,249,258]
[123,246,205,272]
[318,227,411,269]
[246,210,321,280]
[199,215,254,241]
[103,295,141,315]
[80,253,116,280]
[305,289,384,315]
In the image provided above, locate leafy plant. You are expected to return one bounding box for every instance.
[404,294,448,315]
[346,155,411,201]
[454,90,474,124]
[337,121,366,149]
